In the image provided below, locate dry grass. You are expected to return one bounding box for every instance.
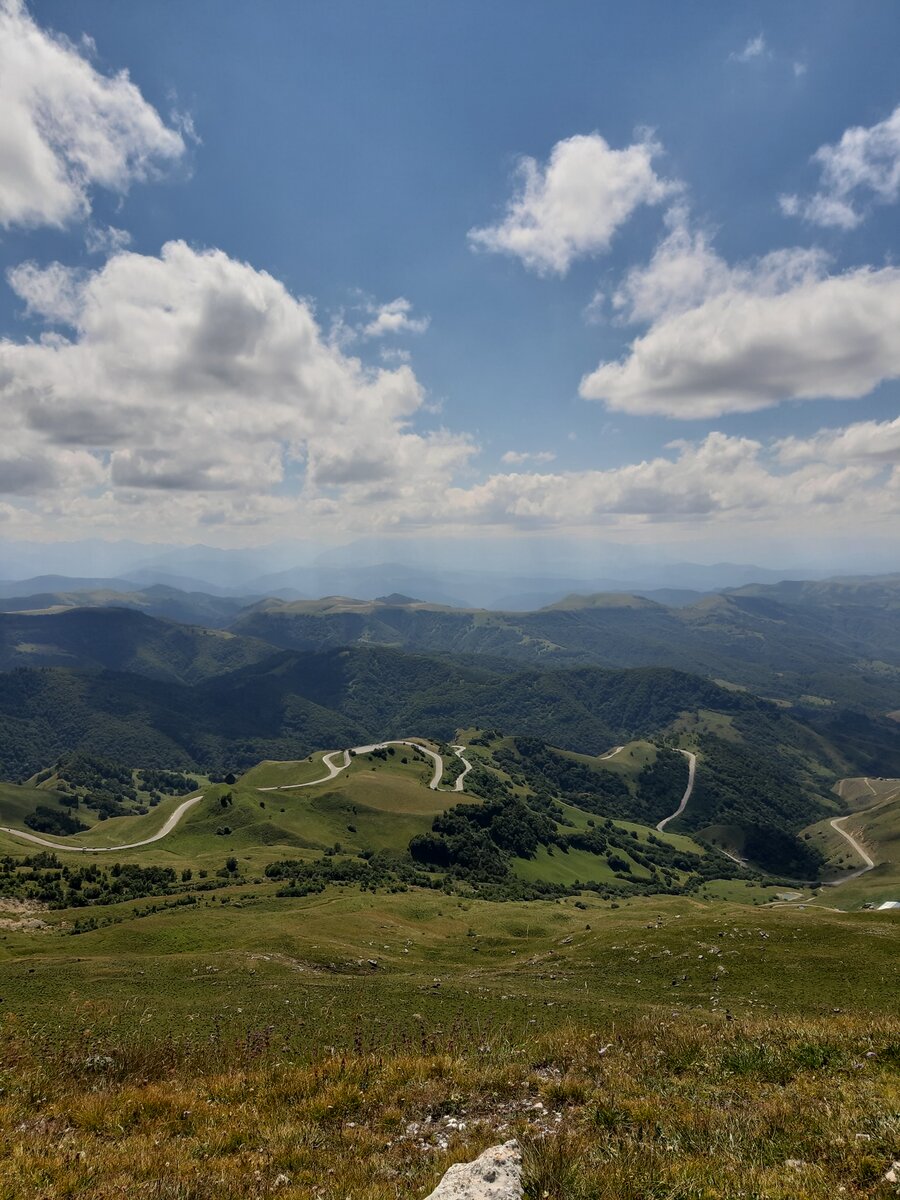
[2,1012,900,1198]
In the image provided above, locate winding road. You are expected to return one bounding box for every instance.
[451,745,473,792]
[0,739,474,855]
[259,740,472,794]
[655,750,698,833]
[828,814,877,883]
[0,793,204,854]
[257,750,351,792]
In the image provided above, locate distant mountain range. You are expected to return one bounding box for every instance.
[1,574,898,713]
[0,548,874,610]
[228,578,900,713]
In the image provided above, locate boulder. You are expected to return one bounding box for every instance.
[423,1140,522,1200]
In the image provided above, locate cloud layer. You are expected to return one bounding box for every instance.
[468,132,677,275]
[0,238,895,543]
[0,0,185,230]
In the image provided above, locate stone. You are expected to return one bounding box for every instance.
[884,1160,900,1184]
[422,1140,522,1200]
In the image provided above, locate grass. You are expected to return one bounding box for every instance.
[1,887,900,1197]
[557,738,658,777]
[0,750,462,875]
[514,843,624,885]
[0,782,57,827]
[3,888,900,1032]
[2,746,900,1194]
[238,752,338,789]
[802,779,900,908]
[4,1011,900,1199]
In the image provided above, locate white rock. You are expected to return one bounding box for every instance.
[884,1160,900,1183]
[423,1140,522,1200]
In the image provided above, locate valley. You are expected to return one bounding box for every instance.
[0,577,897,1199]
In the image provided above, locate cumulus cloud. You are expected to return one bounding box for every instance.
[362,297,430,338]
[611,206,736,322]
[582,213,900,417]
[468,132,678,275]
[0,242,474,521]
[0,0,185,230]
[780,104,900,229]
[436,429,891,530]
[0,240,895,542]
[775,416,900,466]
[0,391,895,539]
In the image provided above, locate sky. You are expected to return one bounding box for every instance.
[0,0,898,569]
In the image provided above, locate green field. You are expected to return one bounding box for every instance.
[2,742,900,1197]
[2,885,900,1038]
[801,779,900,909]
[1,882,900,1197]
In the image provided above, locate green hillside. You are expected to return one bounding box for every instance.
[3,642,892,789]
[0,734,745,908]
[0,607,274,683]
[229,578,900,711]
[0,719,859,902]
[0,584,255,628]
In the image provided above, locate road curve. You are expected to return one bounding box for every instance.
[656,750,697,833]
[258,740,453,793]
[0,740,473,854]
[0,794,204,854]
[258,750,350,791]
[598,745,624,761]
[828,813,876,883]
[452,745,473,792]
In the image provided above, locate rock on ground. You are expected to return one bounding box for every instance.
[422,1141,522,1200]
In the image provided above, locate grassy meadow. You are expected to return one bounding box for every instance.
[1,750,900,1196]
[1,888,900,1197]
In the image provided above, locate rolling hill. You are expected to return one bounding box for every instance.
[229,577,900,712]
[0,607,275,683]
[2,574,896,715]
[0,640,895,868]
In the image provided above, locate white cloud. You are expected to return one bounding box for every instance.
[0,395,895,540]
[582,215,900,417]
[84,223,132,256]
[0,0,185,230]
[379,346,412,364]
[0,240,896,544]
[438,430,891,530]
[8,258,87,323]
[0,242,474,519]
[775,416,900,466]
[729,34,770,64]
[363,297,430,338]
[782,104,900,228]
[468,132,678,275]
[500,450,557,465]
[611,206,735,322]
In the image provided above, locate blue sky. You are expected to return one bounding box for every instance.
[0,0,898,564]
